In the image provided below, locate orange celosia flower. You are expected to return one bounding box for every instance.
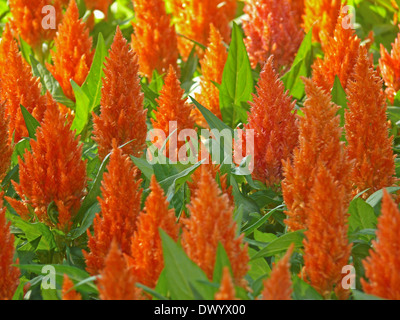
[215,267,236,300]
[98,240,143,300]
[84,0,113,17]
[282,78,352,231]
[194,24,228,127]
[244,56,298,187]
[0,29,48,143]
[0,24,14,76]
[312,13,361,93]
[182,166,249,286]
[9,0,62,49]
[127,175,179,289]
[243,0,304,70]
[93,27,147,160]
[0,192,20,300]
[345,47,396,198]
[151,65,195,161]
[170,0,233,59]
[0,101,12,183]
[303,164,352,300]
[84,142,142,276]
[62,275,82,300]
[302,0,342,47]
[361,189,400,300]
[131,0,179,80]
[379,25,400,104]
[261,244,294,300]
[288,0,305,27]
[6,106,87,232]
[47,0,94,101]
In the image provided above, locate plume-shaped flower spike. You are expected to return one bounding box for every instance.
[0,100,12,183]
[62,275,82,300]
[93,27,147,160]
[215,267,236,300]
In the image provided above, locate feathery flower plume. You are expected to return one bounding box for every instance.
[182,166,249,286]
[288,0,305,27]
[170,0,233,58]
[303,164,352,300]
[379,26,400,104]
[346,47,396,198]
[6,105,87,232]
[131,0,179,80]
[127,175,179,289]
[0,24,14,76]
[93,27,147,160]
[9,0,62,49]
[215,267,236,300]
[98,240,143,300]
[151,65,195,161]
[282,78,352,231]
[0,101,12,183]
[84,142,142,276]
[302,0,342,47]
[0,192,20,300]
[361,189,400,300]
[245,56,298,187]
[243,0,304,70]
[312,13,361,93]
[261,244,294,300]
[62,275,82,300]
[194,25,227,127]
[84,0,113,17]
[47,0,94,101]
[0,30,48,143]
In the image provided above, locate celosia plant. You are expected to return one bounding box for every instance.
[215,267,236,300]
[61,275,82,300]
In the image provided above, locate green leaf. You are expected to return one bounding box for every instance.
[160,229,214,300]
[71,80,90,134]
[292,276,323,300]
[352,290,384,300]
[331,75,348,129]
[348,198,377,237]
[242,204,284,236]
[366,187,400,214]
[212,243,232,284]
[180,46,199,92]
[20,105,40,139]
[247,247,271,281]
[219,23,253,127]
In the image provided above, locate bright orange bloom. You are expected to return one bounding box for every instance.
[151,65,195,161]
[93,27,147,160]
[170,0,233,58]
[9,0,62,49]
[84,142,142,276]
[47,0,94,101]
[0,192,20,300]
[303,164,352,300]
[131,0,179,80]
[282,78,352,231]
[215,267,236,300]
[84,0,113,17]
[6,106,87,232]
[127,175,179,289]
[346,47,396,198]
[182,166,249,286]
[0,101,12,183]
[379,26,400,104]
[361,189,400,300]
[245,56,298,187]
[261,244,294,300]
[0,30,48,143]
[0,24,14,76]
[194,25,228,127]
[98,240,143,300]
[243,0,304,70]
[312,13,361,93]
[62,275,82,300]
[288,0,305,26]
[303,0,342,47]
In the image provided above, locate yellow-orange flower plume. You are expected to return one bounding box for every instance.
[243,0,304,70]
[345,46,396,198]
[194,25,227,127]
[93,27,147,160]
[245,56,298,187]
[131,0,179,80]
[127,175,179,289]
[282,78,352,231]
[0,192,20,300]
[0,101,12,183]
[215,267,236,300]
[62,275,82,300]
[361,189,400,300]
[47,0,94,101]
[288,0,305,27]
[182,166,249,287]
[84,142,142,276]
[6,105,87,232]
[261,244,294,300]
